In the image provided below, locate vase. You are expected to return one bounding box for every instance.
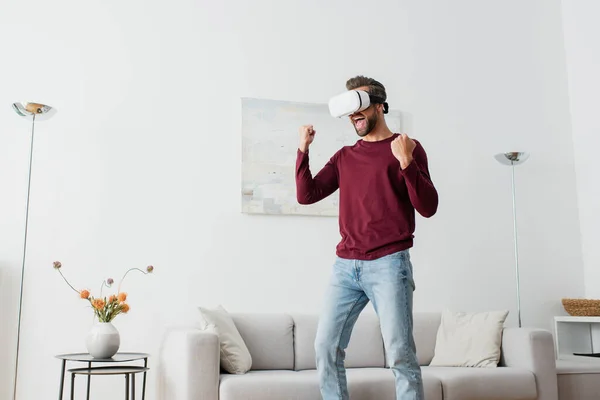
[85,322,120,358]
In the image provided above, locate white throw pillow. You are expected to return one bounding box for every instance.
[198,305,252,374]
[429,309,509,368]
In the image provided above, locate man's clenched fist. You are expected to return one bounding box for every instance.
[391,133,416,169]
[299,125,316,153]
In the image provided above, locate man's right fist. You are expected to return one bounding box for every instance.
[299,125,315,153]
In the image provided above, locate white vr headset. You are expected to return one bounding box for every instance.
[328,90,389,118]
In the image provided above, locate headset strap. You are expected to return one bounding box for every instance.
[369,94,389,114]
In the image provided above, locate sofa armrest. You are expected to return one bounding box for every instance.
[157,327,220,400]
[500,328,558,400]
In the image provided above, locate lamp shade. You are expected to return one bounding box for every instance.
[12,102,56,121]
[494,152,529,166]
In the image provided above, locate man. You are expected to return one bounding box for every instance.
[295,75,438,400]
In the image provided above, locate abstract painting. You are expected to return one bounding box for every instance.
[241,97,405,216]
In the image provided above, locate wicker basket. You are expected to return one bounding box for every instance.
[562,298,600,316]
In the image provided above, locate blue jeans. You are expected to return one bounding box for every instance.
[314,249,423,400]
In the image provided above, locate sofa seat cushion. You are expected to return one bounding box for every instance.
[219,368,443,400]
[424,366,537,400]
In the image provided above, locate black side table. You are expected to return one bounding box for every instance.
[55,352,149,400]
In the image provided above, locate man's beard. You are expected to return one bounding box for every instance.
[354,114,378,137]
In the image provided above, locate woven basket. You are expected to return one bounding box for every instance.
[562,298,600,316]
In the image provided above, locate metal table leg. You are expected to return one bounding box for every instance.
[142,358,147,400]
[86,361,91,400]
[70,374,75,400]
[125,374,130,400]
[59,360,66,400]
[132,372,136,400]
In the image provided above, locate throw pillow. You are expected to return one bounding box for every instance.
[198,305,252,374]
[429,309,509,368]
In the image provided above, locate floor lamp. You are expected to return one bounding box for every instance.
[494,151,529,328]
[11,102,56,400]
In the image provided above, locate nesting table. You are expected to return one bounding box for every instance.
[56,352,149,400]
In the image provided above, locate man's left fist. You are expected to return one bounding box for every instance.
[391,134,416,169]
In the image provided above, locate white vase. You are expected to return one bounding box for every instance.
[85,322,120,358]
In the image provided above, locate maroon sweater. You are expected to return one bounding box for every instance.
[295,133,438,260]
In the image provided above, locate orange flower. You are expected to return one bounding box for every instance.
[92,299,106,310]
[80,290,90,299]
[108,295,117,303]
[121,303,130,313]
[118,292,127,302]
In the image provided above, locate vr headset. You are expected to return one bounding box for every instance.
[328,90,389,118]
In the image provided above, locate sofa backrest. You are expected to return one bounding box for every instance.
[230,311,442,371]
[230,313,295,370]
[291,312,385,370]
[413,312,442,365]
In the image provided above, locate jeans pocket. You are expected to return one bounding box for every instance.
[399,258,416,291]
[374,252,415,291]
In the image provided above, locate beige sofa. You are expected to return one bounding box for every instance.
[158,311,559,400]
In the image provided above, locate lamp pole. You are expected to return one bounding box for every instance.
[494,152,529,328]
[11,102,56,400]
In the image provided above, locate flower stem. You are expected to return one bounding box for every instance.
[117,268,148,293]
[99,280,110,298]
[58,269,80,294]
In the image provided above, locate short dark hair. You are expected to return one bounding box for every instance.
[345,75,387,103]
[345,75,388,113]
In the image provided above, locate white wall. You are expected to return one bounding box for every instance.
[0,0,585,399]
[560,0,600,298]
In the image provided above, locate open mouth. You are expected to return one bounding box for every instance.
[353,116,366,130]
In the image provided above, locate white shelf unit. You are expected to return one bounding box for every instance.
[554,316,600,362]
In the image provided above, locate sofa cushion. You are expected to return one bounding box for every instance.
[424,366,537,400]
[430,309,509,367]
[229,313,294,370]
[413,312,442,366]
[219,368,443,400]
[292,312,385,370]
[198,305,252,374]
